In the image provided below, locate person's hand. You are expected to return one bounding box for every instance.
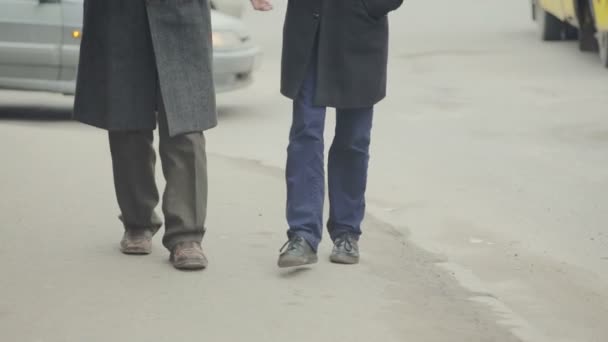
[251,0,273,11]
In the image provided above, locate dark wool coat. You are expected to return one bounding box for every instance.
[74,0,217,136]
[281,0,403,108]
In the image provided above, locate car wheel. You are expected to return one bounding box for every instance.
[535,0,564,41]
[578,4,599,52]
[564,25,578,40]
[599,31,608,68]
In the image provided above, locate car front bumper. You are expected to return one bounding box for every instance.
[213,45,260,93]
[7,45,261,96]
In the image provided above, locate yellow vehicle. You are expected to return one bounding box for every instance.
[532,0,608,67]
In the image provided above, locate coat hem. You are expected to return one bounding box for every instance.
[281,88,385,109]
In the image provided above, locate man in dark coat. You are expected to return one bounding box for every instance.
[276,0,404,267]
[74,0,269,270]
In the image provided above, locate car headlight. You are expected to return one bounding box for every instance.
[212,31,242,50]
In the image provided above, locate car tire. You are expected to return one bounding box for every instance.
[578,4,599,52]
[599,31,608,68]
[535,1,564,41]
[564,25,578,40]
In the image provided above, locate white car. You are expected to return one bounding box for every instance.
[211,0,245,18]
[0,0,258,95]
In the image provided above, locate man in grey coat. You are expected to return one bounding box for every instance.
[74,0,269,270]
[273,0,403,267]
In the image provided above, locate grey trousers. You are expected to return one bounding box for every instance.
[108,106,207,251]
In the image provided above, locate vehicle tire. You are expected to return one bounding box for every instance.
[578,4,599,52]
[599,31,608,68]
[535,0,564,41]
[564,25,579,40]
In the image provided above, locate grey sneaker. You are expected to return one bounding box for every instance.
[277,235,318,268]
[170,241,208,271]
[330,234,360,265]
[120,230,153,255]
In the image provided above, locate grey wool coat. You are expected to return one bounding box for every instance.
[74,0,217,137]
[281,0,403,109]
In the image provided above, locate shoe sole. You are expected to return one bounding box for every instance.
[329,254,359,265]
[121,247,152,255]
[277,255,319,268]
[172,260,208,270]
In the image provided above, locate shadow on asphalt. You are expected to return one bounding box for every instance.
[278,267,313,279]
[217,105,250,120]
[0,105,72,121]
[0,104,247,123]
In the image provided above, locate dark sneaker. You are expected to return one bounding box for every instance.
[120,230,153,255]
[170,241,208,270]
[330,234,360,265]
[277,235,318,268]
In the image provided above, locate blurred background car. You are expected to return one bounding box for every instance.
[532,0,608,67]
[0,0,258,95]
[211,0,245,18]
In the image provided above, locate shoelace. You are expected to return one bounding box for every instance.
[335,235,354,252]
[279,236,304,253]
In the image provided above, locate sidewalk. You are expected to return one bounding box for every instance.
[0,123,519,341]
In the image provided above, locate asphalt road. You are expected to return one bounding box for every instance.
[1,1,607,341]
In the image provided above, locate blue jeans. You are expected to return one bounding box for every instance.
[286,58,374,251]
